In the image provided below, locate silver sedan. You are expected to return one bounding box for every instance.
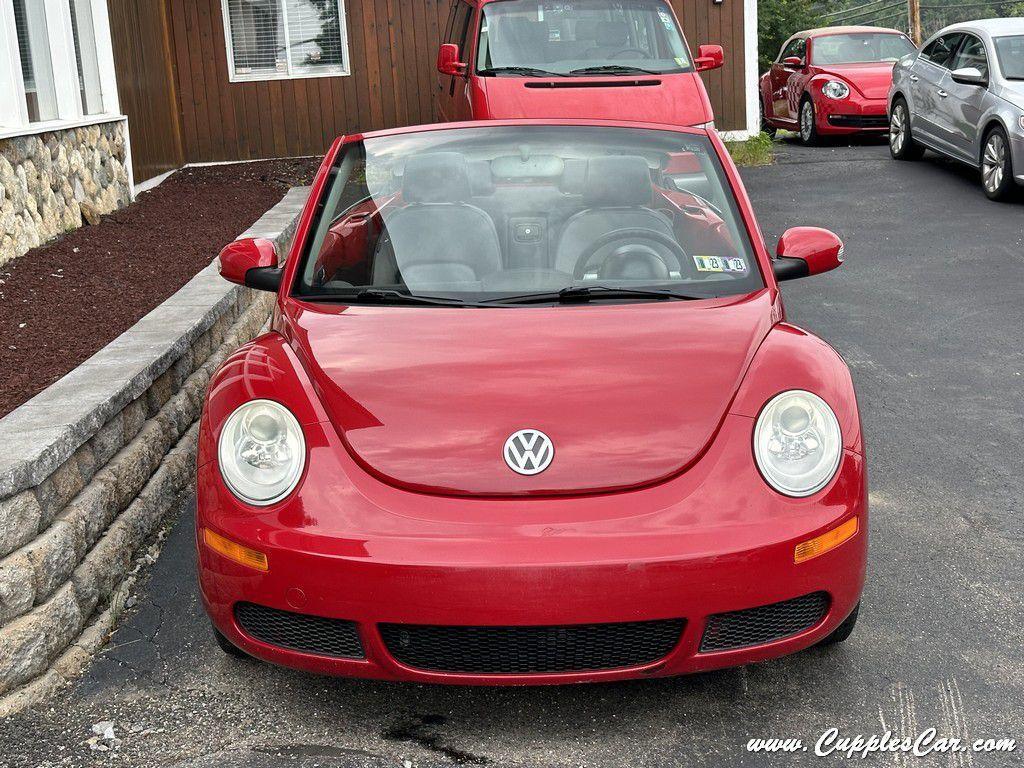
[888,18,1024,200]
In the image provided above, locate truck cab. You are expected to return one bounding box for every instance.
[436,0,724,127]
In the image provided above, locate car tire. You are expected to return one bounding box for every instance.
[819,602,859,646]
[213,626,249,659]
[889,98,924,161]
[761,98,777,138]
[798,97,820,146]
[981,126,1016,201]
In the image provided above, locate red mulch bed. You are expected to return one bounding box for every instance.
[0,158,319,419]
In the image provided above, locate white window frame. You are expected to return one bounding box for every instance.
[221,0,351,83]
[0,0,122,138]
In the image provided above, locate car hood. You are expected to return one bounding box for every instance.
[475,73,712,125]
[996,81,1024,109]
[816,62,896,99]
[287,291,776,497]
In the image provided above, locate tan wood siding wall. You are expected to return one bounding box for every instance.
[117,0,748,177]
[107,0,185,182]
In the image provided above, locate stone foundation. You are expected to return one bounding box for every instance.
[0,120,131,268]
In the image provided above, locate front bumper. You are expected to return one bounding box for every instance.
[816,96,889,134]
[197,415,868,685]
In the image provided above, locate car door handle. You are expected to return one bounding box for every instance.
[937,89,948,98]
[909,75,919,82]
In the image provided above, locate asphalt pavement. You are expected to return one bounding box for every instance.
[1,137,1022,768]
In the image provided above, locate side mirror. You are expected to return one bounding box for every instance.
[218,237,282,292]
[773,227,844,282]
[437,43,468,77]
[695,44,724,72]
[782,56,803,69]
[950,66,986,86]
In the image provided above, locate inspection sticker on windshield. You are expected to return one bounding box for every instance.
[693,255,747,273]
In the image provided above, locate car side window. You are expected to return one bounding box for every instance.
[778,38,806,64]
[921,33,964,69]
[446,2,473,94]
[950,34,988,77]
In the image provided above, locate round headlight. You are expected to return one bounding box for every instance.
[1018,115,1024,133]
[218,400,305,506]
[754,391,842,498]
[822,80,850,100]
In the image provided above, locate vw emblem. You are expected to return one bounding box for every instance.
[504,429,554,476]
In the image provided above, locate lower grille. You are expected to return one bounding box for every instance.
[380,619,685,674]
[235,602,364,659]
[700,592,830,653]
[828,114,888,128]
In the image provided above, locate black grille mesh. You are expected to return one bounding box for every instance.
[700,592,830,653]
[379,619,685,674]
[235,603,364,659]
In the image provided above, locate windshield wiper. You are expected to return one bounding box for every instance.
[568,65,663,76]
[484,285,702,305]
[479,66,567,77]
[302,289,480,307]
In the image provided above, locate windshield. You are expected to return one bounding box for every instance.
[813,33,916,65]
[994,35,1024,80]
[295,126,763,306]
[476,0,692,76]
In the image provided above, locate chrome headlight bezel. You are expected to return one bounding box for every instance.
[217,399,306,507]
[822,80,851,100]
[753,390,843,498]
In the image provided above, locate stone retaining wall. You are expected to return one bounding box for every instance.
[0,186,309,715]
[0,119,132,268]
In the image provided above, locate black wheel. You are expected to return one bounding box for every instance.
[798,97,820,146]
[213,627,248,658]
[889,97,924,161]
[819,603,859,646]
[760,99,777,138]
[981,126,1016,201]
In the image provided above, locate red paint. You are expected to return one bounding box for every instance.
[760,26,909,136]
[777,227,845,275]
[436,0,717,127]
[197,120,868,684]
[218,238,279,286]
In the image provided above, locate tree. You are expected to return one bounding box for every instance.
[758,0,822,74]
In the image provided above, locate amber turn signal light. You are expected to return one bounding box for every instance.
[203,528,269,572]
[795,517,858,564]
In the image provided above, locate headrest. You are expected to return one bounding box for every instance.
[402,153,472,204]
[583,156,652,207]
[595,20,628,47]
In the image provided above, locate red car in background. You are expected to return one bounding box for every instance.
[435,0,723,127]
[201,119,867,685]
[761,26,917,145]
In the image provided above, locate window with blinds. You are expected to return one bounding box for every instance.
[222,0,349,81]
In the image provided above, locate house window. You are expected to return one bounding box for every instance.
[13,0,59,122]
[69,0,104,115]
[222,0,350,82]
[1,0,116,131]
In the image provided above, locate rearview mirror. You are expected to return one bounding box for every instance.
[218,237,282,292]
[950,66,986,86]
[782,56,803,69]
[695,44,724,72]
[773,227,844,282]
[437,43,468,77]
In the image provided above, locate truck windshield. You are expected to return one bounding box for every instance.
[476,0,692,77]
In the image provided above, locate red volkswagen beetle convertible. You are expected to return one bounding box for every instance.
[761,26,917,144]
[199,120,867,685]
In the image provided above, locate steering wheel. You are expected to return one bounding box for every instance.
[610,48,652,60]
[573,229,691,280]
